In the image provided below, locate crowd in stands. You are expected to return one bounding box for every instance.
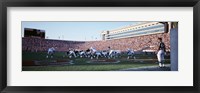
[22,33,170,52]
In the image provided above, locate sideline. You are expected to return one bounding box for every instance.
[118,64,171,71]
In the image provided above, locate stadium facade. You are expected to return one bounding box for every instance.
[24,28,45,39]
[101,22,170,40]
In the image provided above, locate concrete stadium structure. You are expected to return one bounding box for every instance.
[101,22,170,40]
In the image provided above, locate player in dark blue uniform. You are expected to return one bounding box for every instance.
[157,38,166,67]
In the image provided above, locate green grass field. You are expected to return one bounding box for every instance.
[22,52,170,71]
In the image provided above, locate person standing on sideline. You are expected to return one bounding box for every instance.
[157,38,166,67]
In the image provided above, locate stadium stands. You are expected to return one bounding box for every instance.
[22,33,170,52]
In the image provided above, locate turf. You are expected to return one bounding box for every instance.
[22,51,170,71]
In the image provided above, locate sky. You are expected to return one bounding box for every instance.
[22,21,145,41]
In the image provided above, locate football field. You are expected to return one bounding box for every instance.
[22,52,170,71]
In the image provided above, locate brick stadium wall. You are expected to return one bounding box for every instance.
[22,33,170,52]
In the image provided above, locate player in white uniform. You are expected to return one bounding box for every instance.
[157,38,166,67]
[47,47,55,58]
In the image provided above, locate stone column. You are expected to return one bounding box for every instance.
[168,22,172,33]
[170,28,178,71]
